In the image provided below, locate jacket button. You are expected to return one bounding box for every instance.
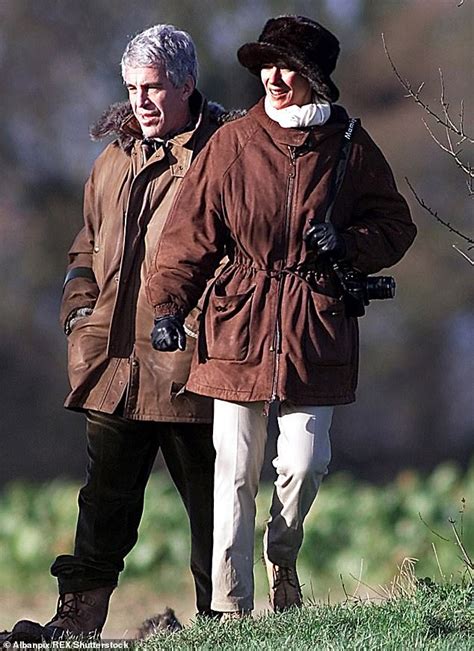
[93,245,100,253]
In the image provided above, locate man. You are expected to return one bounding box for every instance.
[12,24,223,639]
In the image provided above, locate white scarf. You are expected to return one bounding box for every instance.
[264,96,331,128]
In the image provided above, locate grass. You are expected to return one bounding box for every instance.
[135,575,473,650]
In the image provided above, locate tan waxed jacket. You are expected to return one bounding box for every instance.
[146,99,417,406]
[61,91,222,421]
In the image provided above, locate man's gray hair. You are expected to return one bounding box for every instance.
[121,24,198,87]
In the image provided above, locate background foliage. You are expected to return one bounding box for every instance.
[1,463,472,599]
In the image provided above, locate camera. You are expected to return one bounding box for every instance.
[331,260,396,317]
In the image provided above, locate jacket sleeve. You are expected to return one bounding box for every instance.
[59,173,100,332]
[341,127,417,275]
[146,137,228,319]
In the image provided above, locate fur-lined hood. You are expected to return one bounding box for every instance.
[90,93,246,154]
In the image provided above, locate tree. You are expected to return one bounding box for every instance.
[382,1,473,264]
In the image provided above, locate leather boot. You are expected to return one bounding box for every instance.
[1,586,114,643]
[44,586,115,636]
[263,529,302,612]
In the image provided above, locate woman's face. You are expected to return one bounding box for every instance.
[260,65,312,109]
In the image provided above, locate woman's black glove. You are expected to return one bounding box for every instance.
[151,315,186,352]
[304,223,347,260]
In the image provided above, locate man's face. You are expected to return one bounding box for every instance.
[123,63,194,139]
[260,65,312,110]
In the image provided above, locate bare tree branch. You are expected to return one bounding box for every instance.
[422,118,474,178]
[405,178,474,246]
[438,68,459,134]
[382,34,473,143]
[383,28,473,263]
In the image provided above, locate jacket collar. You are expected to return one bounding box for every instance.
[250,97,350,146]
[126,91,208,176]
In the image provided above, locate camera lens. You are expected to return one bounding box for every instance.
[366,276,396,300]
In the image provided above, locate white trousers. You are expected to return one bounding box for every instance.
[211,399,333,612]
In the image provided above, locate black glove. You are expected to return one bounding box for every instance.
[304,222,347,260]
[151,315,186,352]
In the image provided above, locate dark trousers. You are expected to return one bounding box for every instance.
[51,410,215,614]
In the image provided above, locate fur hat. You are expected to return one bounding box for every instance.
[237,15,340,103]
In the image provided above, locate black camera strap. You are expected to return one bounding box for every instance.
[324,117,360,224]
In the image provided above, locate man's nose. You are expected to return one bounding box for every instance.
[136,87,150,108]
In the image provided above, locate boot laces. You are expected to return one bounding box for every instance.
[52,593,83,625]
[272,566,302,610]
[273,566,299,590]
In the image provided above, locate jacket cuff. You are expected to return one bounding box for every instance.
[153,302,182,320]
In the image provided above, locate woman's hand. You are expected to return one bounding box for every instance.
[304,223,346,260]
[151,315,186,352]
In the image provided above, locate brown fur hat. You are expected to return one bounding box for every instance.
[237,15,340,102]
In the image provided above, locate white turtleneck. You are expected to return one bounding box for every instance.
[264,96,331,128]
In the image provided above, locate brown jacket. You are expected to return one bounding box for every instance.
[146,99,417,406]
[61,91,223,421]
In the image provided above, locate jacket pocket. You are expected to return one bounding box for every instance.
[304,293,354,366]
[184,306,201,339]
[206,286,255,361]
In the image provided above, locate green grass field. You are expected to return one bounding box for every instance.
[138,579,473,650]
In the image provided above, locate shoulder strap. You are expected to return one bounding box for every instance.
[324,118,360,224]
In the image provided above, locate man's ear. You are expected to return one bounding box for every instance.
[181,75,195,101]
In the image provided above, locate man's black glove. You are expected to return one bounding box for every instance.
[151,315,186,352]
[304,222,347,260]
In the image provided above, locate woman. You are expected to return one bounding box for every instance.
[146,16,416,616]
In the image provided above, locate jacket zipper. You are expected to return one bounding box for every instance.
[270,146,296,402]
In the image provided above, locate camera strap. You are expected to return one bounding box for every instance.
[324,117,360,224]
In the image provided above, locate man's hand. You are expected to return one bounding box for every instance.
[64,307,94,336]
[151,315,186,352]
[304,222,346,260]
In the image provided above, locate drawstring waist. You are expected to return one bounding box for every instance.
[225,260,325,283]
[196,259,332,365]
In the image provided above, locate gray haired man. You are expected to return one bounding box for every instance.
[10,24,223,639]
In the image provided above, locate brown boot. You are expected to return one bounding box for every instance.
[6,587,114,643]
[45,586,115,636]
[263,530,302,612]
